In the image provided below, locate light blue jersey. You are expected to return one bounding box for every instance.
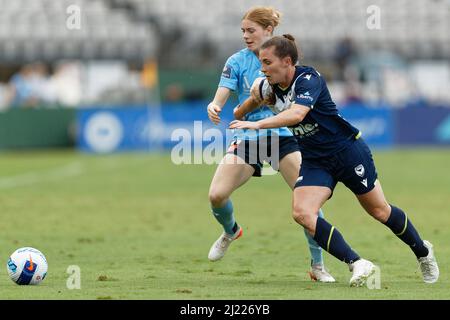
[218,48,292,140]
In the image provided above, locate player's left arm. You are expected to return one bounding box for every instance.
[230,103,310,129]
[230,72,321,130]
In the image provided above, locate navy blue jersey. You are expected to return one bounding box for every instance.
[259,66,360,159]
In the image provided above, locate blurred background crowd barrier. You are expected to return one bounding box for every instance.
[0,0,448,152]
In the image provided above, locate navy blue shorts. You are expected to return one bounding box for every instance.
[227,135,299,177]
[294,138,378,195]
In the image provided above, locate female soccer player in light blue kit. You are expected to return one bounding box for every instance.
[206,6,334,282]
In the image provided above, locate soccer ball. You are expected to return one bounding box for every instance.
[6,247,48,285]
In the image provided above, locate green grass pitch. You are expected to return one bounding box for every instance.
[0,148,448,299]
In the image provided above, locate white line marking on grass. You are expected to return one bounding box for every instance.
[0,162,84,189]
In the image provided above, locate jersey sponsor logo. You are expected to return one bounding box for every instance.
[291,123,319,137]
[361,178,368,187]
[354,164,365,177]
[297,92,314,102]
[222,65,232,78]
[304,74,312,80]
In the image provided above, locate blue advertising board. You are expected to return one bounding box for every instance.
[395,107,450,145]
[77,102,449,153]
[340,105,393,147]
[77,102,234,153]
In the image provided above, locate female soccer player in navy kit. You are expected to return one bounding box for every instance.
[230,35,439,286]
[206,7,335,282]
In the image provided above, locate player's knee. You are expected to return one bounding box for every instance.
[370,203,391,223]
[292,203,315,228]
[208,189,228,208]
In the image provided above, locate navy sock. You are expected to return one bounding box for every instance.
[384,205,428,258]
[313,217,360,264]
[303,209,325,265]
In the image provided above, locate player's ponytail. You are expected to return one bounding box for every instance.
[282,34,295,42]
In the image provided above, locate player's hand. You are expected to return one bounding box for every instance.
[229,120,260,130]
[207,102,222,125]
[233,105,243,120]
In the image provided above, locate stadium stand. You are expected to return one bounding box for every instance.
[0,0,447,63]
[107,0,449,61]
[0,0,448,107]
[0,0,156,62]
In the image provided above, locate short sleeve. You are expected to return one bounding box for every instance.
[218,56,240,91]
[293,73,322,108]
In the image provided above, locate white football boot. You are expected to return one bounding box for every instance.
[418,240,439,283]
[208,226,243,262]
[349,259,377,287]
[309,263,336,283]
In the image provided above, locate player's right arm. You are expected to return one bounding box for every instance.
[208,55,241,125]
[233,95,261,120]
[207,87,231,125]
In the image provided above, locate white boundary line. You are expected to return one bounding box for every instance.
[0,162,84,189]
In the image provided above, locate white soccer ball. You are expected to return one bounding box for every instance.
[6,247,48,285]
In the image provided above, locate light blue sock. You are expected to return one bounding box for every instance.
[211,199,236,235]
[303,209,325,266]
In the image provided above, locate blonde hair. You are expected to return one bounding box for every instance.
[242,6,281,33]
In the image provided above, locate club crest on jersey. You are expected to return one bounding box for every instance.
[354,164,365,177]
[222,65,232,78]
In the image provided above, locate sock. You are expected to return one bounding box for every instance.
[384,205,428,258]
[303,209,324,265]
[211,199,236,235]
[313,217,360,264]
